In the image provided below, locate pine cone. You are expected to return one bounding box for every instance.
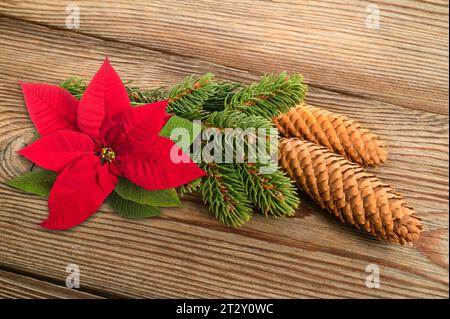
[279,138,421,244]
[274,104,388,167]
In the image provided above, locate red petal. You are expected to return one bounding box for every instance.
[41,154,117,230]
[20,83,79,136]
[104,100,168,148]
[18,130,95,172]
[117,136,206,190]
[78,57,131,140]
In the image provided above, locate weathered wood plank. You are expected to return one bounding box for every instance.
[0,0,448,114]
[0,17,448,298]
[0,269,102,298]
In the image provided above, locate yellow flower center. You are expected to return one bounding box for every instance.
[101,147,116,163]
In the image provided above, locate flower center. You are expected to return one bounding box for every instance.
[100,147,116,163]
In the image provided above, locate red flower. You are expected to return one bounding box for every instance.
[18,57,206,230]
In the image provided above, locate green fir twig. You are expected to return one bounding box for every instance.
[227,72,307,119]
[201,163,253,226]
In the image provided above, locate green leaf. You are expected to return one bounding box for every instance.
[107,191,160,219]
[7,170,56,197]
[114,178,181,207]
[159,115,199,151]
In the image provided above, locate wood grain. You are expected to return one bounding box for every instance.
[0,269,101,298]
[0,0,448,114]
[0,3,448,299]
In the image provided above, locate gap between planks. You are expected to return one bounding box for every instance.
[0,267,104,298]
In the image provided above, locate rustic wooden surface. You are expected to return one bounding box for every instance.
[0,269,101,299]
[0,1,448,298]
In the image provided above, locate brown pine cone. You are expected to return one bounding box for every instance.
[279,137,421,245]
[274,104,388,167]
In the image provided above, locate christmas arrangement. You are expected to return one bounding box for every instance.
[7,57,422,245]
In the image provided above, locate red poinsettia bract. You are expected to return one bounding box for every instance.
[18,57,206,230]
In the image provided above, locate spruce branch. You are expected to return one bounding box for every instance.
[227,72,307,119]
[127,84,168,105]
[178,178,201,196]
[239,163,299,217]
[167,73,216,120]
[201,163,253,226]
[61,77,168,106]
[202,81,241,112]
[205,110,272,130]
[60,77,88,99]
[200,110,299,219]
[204,110,278,164]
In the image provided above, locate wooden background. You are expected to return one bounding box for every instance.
[0,0,448,298]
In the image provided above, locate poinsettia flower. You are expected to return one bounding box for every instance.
[18,57,206,230]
